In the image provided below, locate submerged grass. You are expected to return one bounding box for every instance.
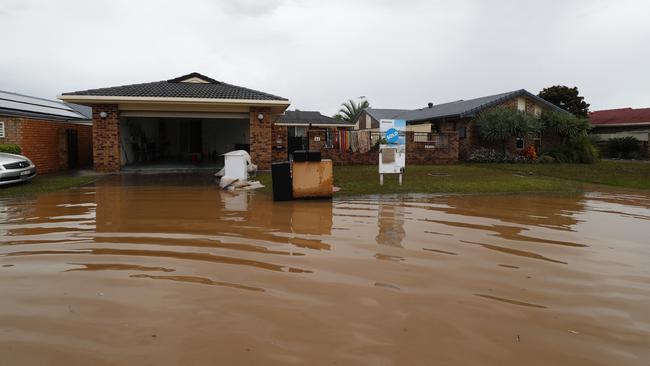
[0,175,95,197]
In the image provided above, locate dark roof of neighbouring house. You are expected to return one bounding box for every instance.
[62,72,289,101]
[589,108,650,126]
[65,103,92,119]
[277,110,355,127]
[365,108,411,121]
[0,89,88,121]
[396,89,570,122]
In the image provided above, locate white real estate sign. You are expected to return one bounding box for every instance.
[379,119,406,185]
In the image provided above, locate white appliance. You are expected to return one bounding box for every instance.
[223,151,248,181]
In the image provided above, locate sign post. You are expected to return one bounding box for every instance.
[379,119,406,186]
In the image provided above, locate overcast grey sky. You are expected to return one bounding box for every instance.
[1,0,648,115]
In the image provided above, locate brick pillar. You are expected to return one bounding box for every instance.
[92,104,121,172]
[308,129,326,150]
[271,123,288,162]
[250,109,273,170]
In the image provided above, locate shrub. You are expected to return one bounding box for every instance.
[536,155,555,164]
[475,107,542,151]
[606,137,642,159]
[546,135,599,164]
[0,144,21,154]
[468,148,532,163]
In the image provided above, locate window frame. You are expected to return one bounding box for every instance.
[0,121,5,138]
[515,137,525,150]
[457,126,467,139]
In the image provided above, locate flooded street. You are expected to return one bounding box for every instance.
[1,175,649,365]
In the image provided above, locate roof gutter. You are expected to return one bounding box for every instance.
[591,122,650,127]
[57,95,291,107]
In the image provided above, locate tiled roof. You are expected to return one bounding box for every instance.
[278,110,355,126]
[62,72,288,101]
[0,90,88,121]
[589,108,650,125]
[396,89,570,122]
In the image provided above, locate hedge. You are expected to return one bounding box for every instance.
[0,144,22,154]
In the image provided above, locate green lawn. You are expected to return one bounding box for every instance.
[0,175,96,197]
[258,161,650,197]
[485,161,650,190]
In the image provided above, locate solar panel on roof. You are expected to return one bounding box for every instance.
[0,98,84,119]
[0,91,74,111]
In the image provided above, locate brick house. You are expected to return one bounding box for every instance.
[0,90,93,173]
[58,72,290,172]
[361,89,569,159]
[589,108,650,154]
[273,110,355,160]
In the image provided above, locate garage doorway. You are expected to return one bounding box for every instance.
[119,117,249,170]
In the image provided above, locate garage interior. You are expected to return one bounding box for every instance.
[119,117,250,170]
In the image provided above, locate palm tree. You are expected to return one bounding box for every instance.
[334,98,369,122]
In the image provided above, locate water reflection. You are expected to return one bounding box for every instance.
[1,176,650,365]
[375,203,406,247]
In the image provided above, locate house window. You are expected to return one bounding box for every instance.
[516,138,525,149]
[534,106,542,117]
[0,121,4,138]
[289,126,307,137]
[457,126,466,139]
[517,98,526,112]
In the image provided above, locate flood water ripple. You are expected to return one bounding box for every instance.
[1,175,649,365]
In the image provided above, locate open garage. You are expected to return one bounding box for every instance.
[119,116,250,170]
[58,72,289,172]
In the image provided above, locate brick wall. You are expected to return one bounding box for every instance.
[20,119,93,174]
[250,109,275,170]
[406,131,459,164]
[306,129,458,165]
[0,115,93,174]
[92,104,121,172]
[0,117,22,146]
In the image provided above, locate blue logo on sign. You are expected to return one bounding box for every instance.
[386,128,399,143]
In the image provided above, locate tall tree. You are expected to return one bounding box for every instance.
[538,85,590,118]
[334,99,369,122]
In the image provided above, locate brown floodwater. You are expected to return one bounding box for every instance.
[1,174,649,365]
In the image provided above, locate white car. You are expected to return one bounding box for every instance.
[0,153,37,186]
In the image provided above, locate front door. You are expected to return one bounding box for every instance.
[66,129,78,168]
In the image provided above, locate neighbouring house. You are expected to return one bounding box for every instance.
[58,72,290,172]
[274,110,355,160]
[355,108,408,130]
[363,89,569,159]
[355,108,432,132]
[0,90,93,173]
[589,108,650,154]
